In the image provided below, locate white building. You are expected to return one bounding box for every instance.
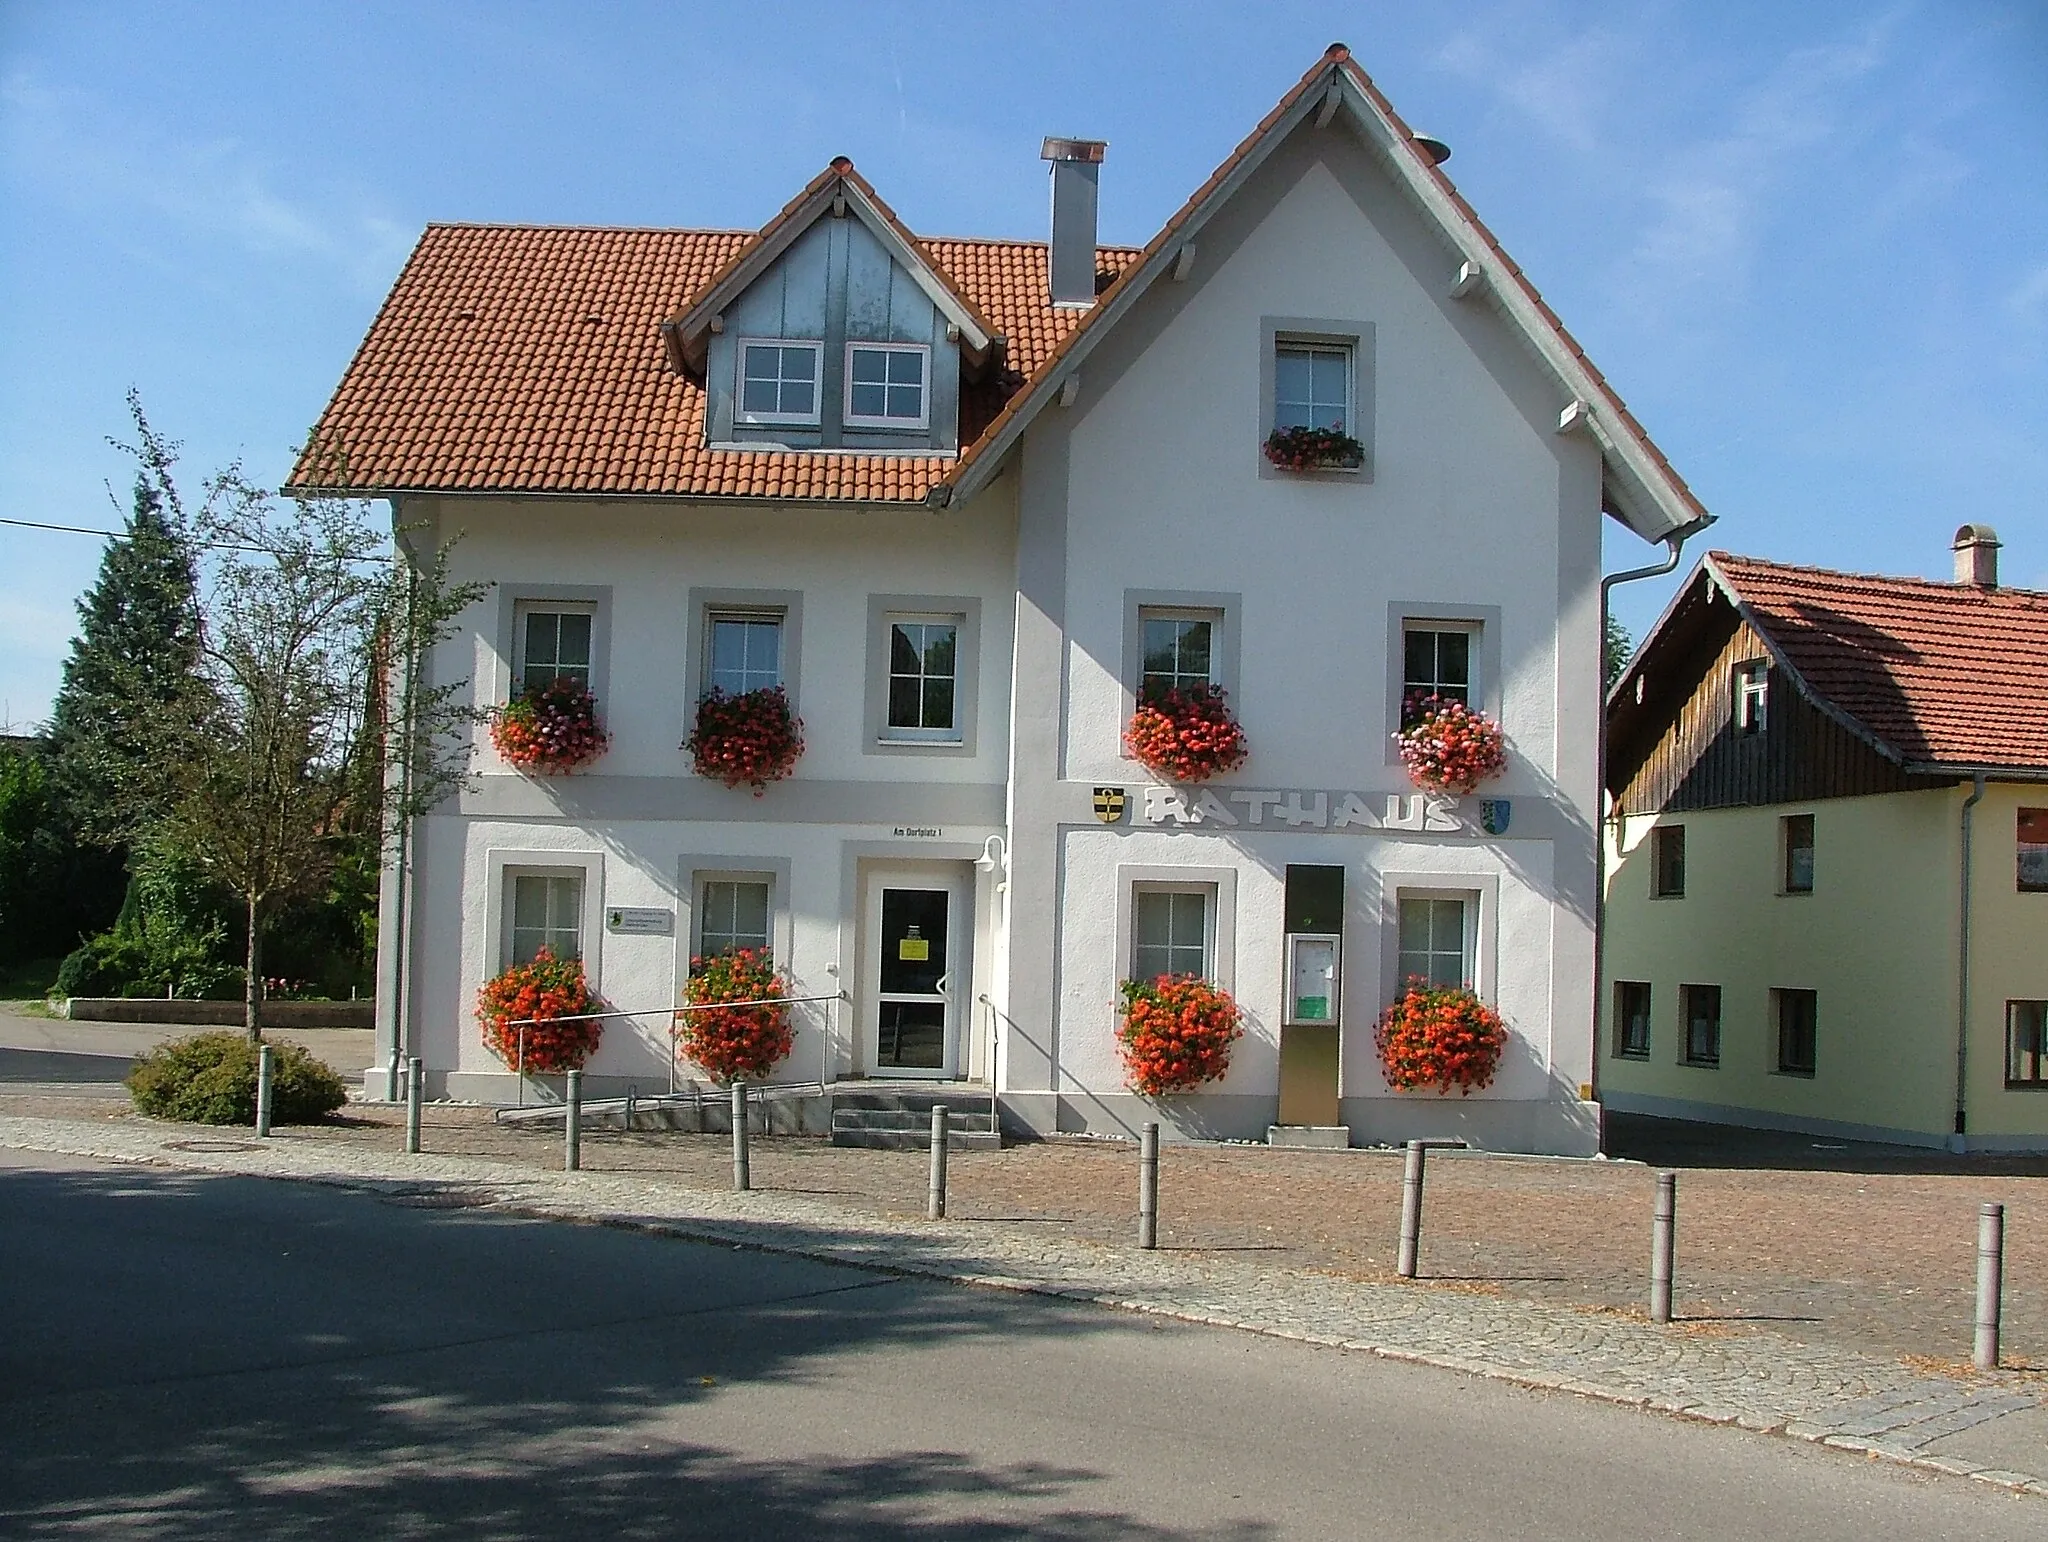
[293,45,1710,1153]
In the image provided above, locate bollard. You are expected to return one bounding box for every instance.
[1138,1122,1160,1250]
[624,1085,637,1135]
[1650,1170,1678,1324]
[1975,1202,2005,1371]
[386,1045,401,1103]
[564,1069,583,1172]
[1397,1140,1428,1278]
[731,1080,751,1192]
[255,1043,274,1139]
[404,1056,423,1154]
[928,1105,950,1220]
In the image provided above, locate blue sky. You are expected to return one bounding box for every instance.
[2,0,2043,728]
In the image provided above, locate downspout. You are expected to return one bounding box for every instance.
[1952,771,1988,1151]
[1591,528,1697,1112]
[386,515,423,1098]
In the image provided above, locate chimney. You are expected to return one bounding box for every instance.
[1952,523,2001,588]
[1042,137,1107,307]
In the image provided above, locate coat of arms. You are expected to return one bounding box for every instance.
[1092,786,1128,824]
[1479,799,1512,836]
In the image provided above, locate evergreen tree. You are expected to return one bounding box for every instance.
[45,395,202,845]
[1604,614,1635,694]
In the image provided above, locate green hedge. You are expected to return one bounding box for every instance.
[126,1032,348,1126]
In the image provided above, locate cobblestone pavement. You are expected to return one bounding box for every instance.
[0,1105,2040,1500]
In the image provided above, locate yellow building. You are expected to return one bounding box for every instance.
[1602,530,2048,1151]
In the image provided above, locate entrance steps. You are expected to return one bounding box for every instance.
[830,1085,1001,1150]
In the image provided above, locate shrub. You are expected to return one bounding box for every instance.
[1374,980,1508,1095]
[1117,974,1243,1097]
[1393,694,1508,795]
[685,685,804,793]
[677,948,792,1084]
[491,677,610,773]
[126,1032,348,1125]
[476,948,603,1074]
[1123,684,1248,782]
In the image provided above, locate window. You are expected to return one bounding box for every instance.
[1132,887,1212,982]
[2009,1001,2048,1088]
[1614,981,1651,1060]
[697,879,771,962]
[1775,988,1817,1076]
[515,606,593,694]
[1397,896,1471,990]
[1653,826,1686,898]
[707,612,783,696]
[845,343,929,428]
[508,873,583,966]
[1402,625,1474,727]
[1140,611,1216,700]
[2020,809,2048,894]
[736,340,822,425]
[884,617,959,739]
[1733,659,1769,735]
[1273,341,1352,433]
[1782,814,1815,894]
[1681,984,1721,1067]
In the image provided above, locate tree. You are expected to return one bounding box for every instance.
[1604,614,1634,694]
[45,394,203,847]
[131,449,486,1039]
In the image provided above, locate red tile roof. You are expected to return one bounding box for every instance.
[1708,552,2048,771]
[290,219,1135,501]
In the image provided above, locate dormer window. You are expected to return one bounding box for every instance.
[1733,659,1769,735]
[737,340,822,426]
[845,343,929,429]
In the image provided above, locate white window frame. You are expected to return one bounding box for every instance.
[513,601,597,697]
[1394,892,1475,991]
[879,611,964,743]
[1379,875,1498,1008]
[1114,865,1238,994]
[483,849,605,990]
[1129,884,1216,983]
[1399,620,1481,726]
[843,341,930,430]
[703,609,786,698]
[694,874,775,964]
[1734,659,1769,735]
[1137,607,1220,699]
[735,338,824,427]
[1272,338,1355,436]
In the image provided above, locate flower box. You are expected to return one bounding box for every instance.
[491,677,609,774]
[1124,683,1248,783]
[685,684,804,794]
[676,947,793,1084]
[476,947,603,1074]
[1118,974,1244,1097]
[1263,424,1365,472]
[1394,693,1507,794]
[1375,980,1508,1095]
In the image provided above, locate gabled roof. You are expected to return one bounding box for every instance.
[287,224,1136,501]
[1614,551,2048,775]
[288,43,1705,532]
[930,44,1709,543]
[662,158,1001,378]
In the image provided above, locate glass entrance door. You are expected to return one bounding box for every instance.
[864,868,966,1077]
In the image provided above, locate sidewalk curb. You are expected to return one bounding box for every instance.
[8,1125,2044,1502]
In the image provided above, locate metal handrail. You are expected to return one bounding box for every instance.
[493,1078,830,1125]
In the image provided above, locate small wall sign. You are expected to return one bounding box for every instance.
[605,906,675,936]
[892,825,944,839]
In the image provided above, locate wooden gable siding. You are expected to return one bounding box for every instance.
[1615,618,1944,814]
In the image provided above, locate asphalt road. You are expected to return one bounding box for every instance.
[0,1150,2036,1540]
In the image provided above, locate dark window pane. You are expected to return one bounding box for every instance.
[878,888,947,995]
[922,677,954,730]
[888,676,922,729]
[890,624,921,674]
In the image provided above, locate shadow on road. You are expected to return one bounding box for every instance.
[0,1162,1272,1540]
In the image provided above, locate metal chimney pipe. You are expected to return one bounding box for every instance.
[1042,137,1107,307]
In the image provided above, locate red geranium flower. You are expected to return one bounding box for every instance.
[1124,684,1248,783]
[476,947,604,1073]
[1393,694,1507,795]
[1116,974,1243,1097]
[491,676,610,774]
[685,686,804,794]
[1374,979,1507,1095]
[676,948,793,1084]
